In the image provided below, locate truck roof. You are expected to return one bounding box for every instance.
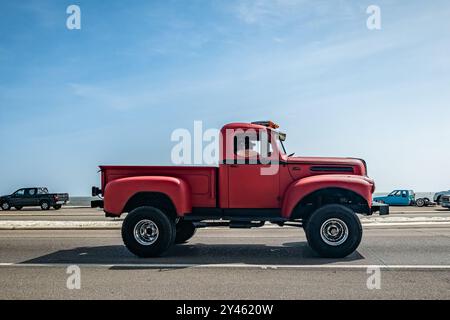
[221,122,269,131]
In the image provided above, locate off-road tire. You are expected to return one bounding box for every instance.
[121,206,175,257]
[305,204,362,258]
[175,220,197,244]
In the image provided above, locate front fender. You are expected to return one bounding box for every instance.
[281,175,374,218]
[104,176,191,216]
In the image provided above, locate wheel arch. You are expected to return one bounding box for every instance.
[281,175,373,220]
[103,176,192,218]
[124,192,178,221]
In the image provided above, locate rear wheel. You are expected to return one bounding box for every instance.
[416,198,425,207]
[121,206,175,257]
[40,201,50,211]
[305,204,362,258]
[175,221,197,244]
[1,202,11,211]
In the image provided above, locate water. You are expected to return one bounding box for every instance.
[68,196,97,206]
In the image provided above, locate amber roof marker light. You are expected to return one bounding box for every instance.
[251,121,280,129]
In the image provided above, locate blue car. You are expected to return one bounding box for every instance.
[373,190,415,206]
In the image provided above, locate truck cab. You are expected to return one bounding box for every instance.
[92,121,386,258]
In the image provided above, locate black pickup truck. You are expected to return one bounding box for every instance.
[0,187,69,211]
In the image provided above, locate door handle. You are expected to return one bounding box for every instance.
[292,167,301,171]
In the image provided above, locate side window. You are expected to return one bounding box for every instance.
[37,188,48,194]
[233,134,274,159]
[234,135,260,158]
[28,189,36,196]
[15,189,25,196]
[402,190,407,197]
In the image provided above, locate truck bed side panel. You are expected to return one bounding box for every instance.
[100,166,217,208]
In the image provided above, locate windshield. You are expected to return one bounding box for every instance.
[279,139,287,155]
[274,134,286,155]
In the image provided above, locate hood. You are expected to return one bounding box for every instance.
[287,156,363,165]
[286,156,367,175]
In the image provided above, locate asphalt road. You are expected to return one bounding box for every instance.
[0,206,449,221]
[0,226,449,299]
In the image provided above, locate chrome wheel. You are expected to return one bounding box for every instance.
[320,218,349,246]
[41,202,49,210]
[2,203,9,210]
[133,219,159,246]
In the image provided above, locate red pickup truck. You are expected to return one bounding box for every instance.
[92,121,387,258]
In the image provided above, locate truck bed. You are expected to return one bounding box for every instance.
[100,166,217,208]
[50,193,69,203]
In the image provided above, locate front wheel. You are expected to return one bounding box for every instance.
[121,206,175,257]
[175,221,197,244]
[1,202,11,211]
[305,204,362,258]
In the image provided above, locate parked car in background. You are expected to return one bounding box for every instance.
[440,194,450,210]
[433,190,450,204]
[0,187,69,211]
[374,190,415,206]
[374,190,433,207]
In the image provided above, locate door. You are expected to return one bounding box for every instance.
[400,190,410,205]
[11,189,26,207]
[227,133,279,208]
[25,188,39,206]
[387,190,407,205]
[228,164,279,208]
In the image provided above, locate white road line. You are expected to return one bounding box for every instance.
[0,262,449,270]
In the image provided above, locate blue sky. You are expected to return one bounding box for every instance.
[1,0,450,195]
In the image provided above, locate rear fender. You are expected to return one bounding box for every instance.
[104,176,191,216]
[281,175,373,218]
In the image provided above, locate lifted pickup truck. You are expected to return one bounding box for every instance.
[0,187,69,211]
[92,121,387,258]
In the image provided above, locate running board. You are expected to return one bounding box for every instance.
[194,221,266,229]
[192,220,303,229]
[185,215,288,223]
